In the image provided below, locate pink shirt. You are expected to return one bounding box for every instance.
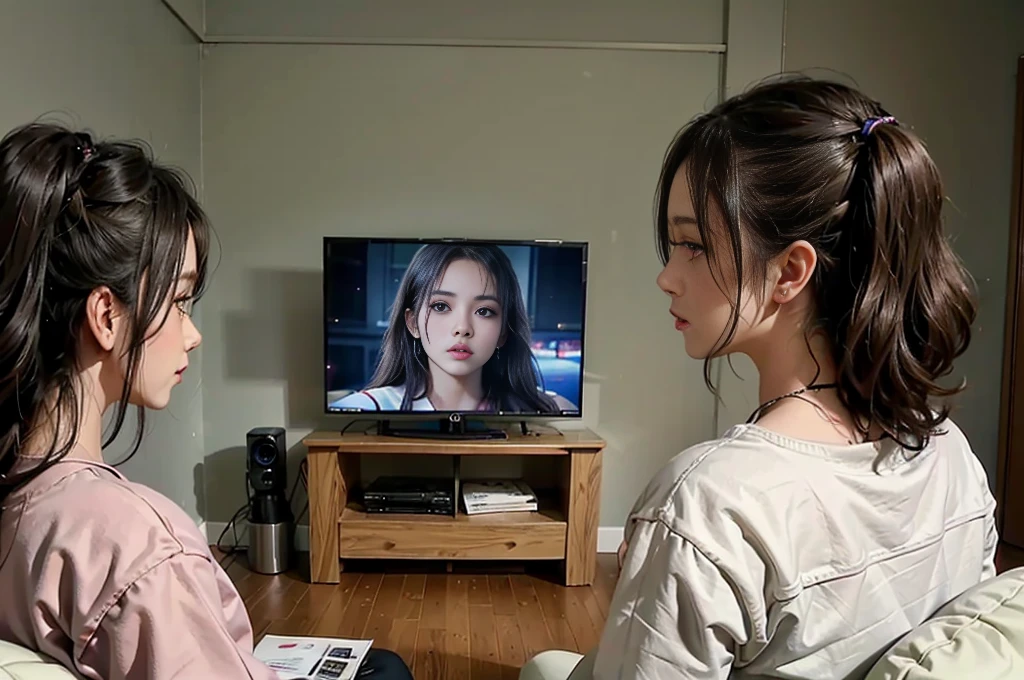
[0,453,279,679]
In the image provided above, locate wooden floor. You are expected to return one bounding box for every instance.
[220,552,618,680]
[220,542,1024,680]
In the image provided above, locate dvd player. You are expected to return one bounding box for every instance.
[362,476,454,515]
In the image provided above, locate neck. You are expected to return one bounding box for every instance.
[748,326,837,406]
[21,366,109,465]
[425,363,485,411]
[742,318,871,444]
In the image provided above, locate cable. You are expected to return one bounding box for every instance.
[218,453,312,568]
[217,502,250,567]
[340,418,375,435]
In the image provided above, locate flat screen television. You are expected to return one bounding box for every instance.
[323,237,587,427]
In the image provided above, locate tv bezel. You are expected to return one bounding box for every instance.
[322,236,589,420]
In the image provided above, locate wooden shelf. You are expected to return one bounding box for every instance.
[303,427,605,585]
[303,427,604,456]
[340,504,567,525]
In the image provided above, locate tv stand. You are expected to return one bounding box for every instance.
[302,426,605,586]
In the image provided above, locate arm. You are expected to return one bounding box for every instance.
[593,517,749,680]
[77,553,279,680]
[982,490,998,580]
[330,390,380,410]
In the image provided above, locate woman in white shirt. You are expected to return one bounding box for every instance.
[530,76,996,679]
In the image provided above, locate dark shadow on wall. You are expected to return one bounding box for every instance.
[201,441,311,525]
[222,268,328,431]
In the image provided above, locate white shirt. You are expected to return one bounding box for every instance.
[594,420,997,679]
[329,386,434,411]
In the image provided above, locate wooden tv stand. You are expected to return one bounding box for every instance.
[302,426,605,586]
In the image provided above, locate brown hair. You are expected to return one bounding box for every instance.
[0,123,210,496]
[655,76,976,450]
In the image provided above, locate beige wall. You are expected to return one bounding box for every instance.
[783,0,1024,482]
[0,1,205,520]
[203,0,723,45]
[163,0,205,37]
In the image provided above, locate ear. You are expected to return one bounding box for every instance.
[771,240,817,304]
[404,308,420,339]
[84,286,122,352]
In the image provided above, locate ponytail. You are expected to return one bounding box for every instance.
[820,121,976,449]
[0,129,92,486]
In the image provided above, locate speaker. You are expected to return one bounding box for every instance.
[246,427,292,574]
[246,426,287,496]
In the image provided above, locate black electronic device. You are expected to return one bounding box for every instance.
[362,476,455,515]
[246,427,293,526]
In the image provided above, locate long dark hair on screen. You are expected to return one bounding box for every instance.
[0,122,210,504]
[366,244,558,413]
[654,76,975,450]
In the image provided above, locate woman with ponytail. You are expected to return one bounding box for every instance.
[0,124,412,679]
[577,78,994,679]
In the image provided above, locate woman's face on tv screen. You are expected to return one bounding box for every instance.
[407,258,505,377]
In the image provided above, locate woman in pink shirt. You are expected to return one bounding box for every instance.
[0,123,413,679]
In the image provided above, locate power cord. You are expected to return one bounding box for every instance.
[216,457,310,567]
[340,418,376,435]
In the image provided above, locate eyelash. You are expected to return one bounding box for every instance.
[429,301,498,317]
[174,297,194,316]
[669,240,705,257]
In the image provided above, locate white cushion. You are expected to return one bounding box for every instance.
[866,568,1024,679]
[0,641,77,680]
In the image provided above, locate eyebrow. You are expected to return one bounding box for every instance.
[669,215,698,227]
[431,289,501,304]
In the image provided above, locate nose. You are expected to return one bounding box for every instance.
[656,260,681,297]
[184,314,202,352]
[451,308,473,337]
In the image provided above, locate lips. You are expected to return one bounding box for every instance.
[447,343,473,360]
[672,314,690,331]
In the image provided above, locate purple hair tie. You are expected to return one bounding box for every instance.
[861,116,898,137]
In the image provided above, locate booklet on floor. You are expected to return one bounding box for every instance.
[254,634,374,680]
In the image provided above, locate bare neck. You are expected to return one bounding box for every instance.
[21,366,108,465]
[744,321,862,444]
[425,363,486,411]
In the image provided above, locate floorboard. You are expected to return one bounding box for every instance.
[218,552,616,680]
[221,542,1024,679]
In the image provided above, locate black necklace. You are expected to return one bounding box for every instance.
[746,383,839,424]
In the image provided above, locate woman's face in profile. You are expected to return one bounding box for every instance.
[406,258,505,378]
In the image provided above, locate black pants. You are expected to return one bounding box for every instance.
[356,649,414,679]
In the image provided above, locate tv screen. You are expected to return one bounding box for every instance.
[324,238,587,417]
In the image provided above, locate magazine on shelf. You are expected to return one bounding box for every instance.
[254,634,373,680]
[462,479,539,515]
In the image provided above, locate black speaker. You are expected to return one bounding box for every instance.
[247,427,287,494]
[246,427,291,525]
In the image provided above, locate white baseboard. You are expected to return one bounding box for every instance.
[598,526,624,553]
[205,521,622,555]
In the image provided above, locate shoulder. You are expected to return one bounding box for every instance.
[550,393,577,412]
[628,425,779,520]
[22,465,202,555]
[330,386,406,411]
[928,417,992,499]
[7,465,211,646]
